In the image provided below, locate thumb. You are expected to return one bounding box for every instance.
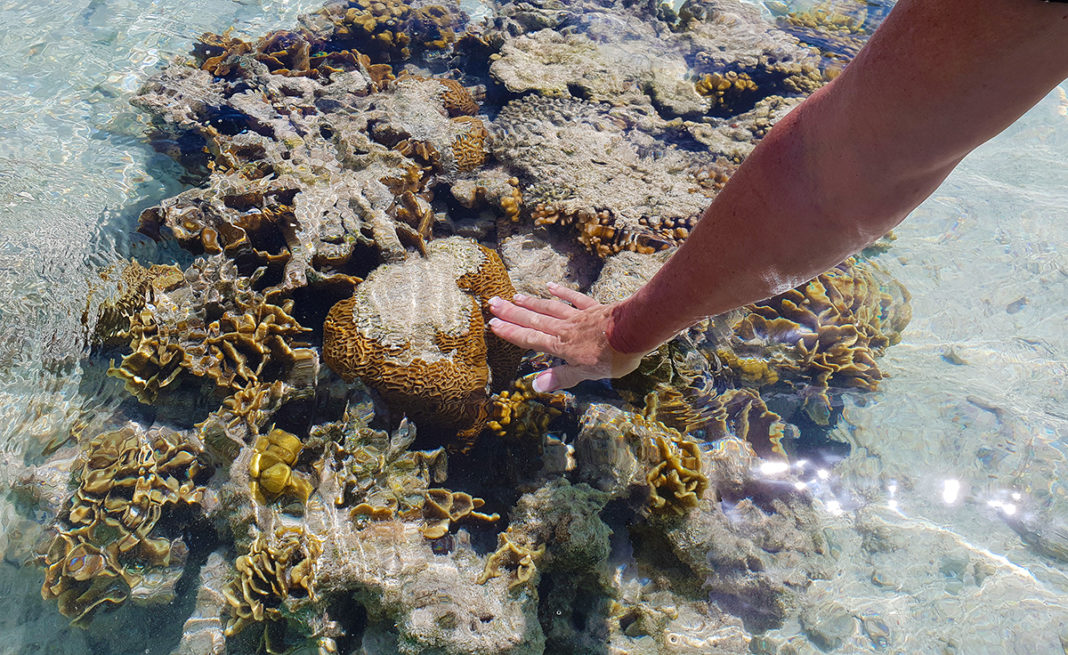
[532,365,594,393]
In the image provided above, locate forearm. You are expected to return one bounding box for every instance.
[608,0,1068,354]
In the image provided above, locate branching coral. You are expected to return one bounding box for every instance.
[41,424,211,625]
[223,526,323,636]
[322,237,519,448]
[487,376,567,440]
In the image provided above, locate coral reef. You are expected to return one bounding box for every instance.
[248,428,315,504]
[322,236,519,447]
[493,95,709,257]
[40,424,211,625]
[34,0,913,651]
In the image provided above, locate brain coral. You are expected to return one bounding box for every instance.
[322,237,520,448]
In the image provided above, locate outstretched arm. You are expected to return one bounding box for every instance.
[489,0,1068,392]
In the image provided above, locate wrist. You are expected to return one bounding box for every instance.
[605,300,652,355]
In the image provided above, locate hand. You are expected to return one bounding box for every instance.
[487,283,646,392]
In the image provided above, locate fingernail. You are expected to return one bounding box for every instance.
[531,374,548,393]
[513,293,527,302]
[488,296,501,307]
[546,282,558,289]
[488,317,502,328]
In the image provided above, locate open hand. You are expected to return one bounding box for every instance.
[487,283,646,392]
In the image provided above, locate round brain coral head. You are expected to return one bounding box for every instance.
[322,237,520,450]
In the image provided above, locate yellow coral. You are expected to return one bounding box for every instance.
[476,528,545,589]
[695,71,760,114]
[41,425,210,626]
[487,377,566,439]
[645,433,708,516]
[249,428,314,504]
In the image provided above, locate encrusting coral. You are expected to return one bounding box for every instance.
[322,237,520,448]
[40,424,211,625]
[420,488,499,539]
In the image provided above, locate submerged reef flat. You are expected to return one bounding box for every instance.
[17,0,908,652]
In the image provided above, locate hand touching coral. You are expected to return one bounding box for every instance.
[487,283,647,392]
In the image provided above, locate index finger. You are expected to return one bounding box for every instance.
[547,283,599,310]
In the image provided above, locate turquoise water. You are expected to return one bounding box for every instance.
[0,0,1065,653]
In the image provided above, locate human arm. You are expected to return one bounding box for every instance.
[489,0,1068,391]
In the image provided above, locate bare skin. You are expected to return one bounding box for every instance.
[488,0,1068,393]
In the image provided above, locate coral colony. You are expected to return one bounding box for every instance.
[41,0,904,652]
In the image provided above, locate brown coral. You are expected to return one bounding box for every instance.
[436,78,478,117]
[487,377,567,440]
[476,528,545,589]
[420,489,499,539]
[731,257,911,422]
[645,432,709,516]
[449,115,489,172]
[223,527,323,636]
[84,260,184,347]
[41,425,210,625]
[695,71,761,114]
[249,428,314,504]
[325,416,448,520]
[322,238,520,447]
[108,256,316,403]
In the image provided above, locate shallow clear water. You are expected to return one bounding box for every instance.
[0,0,1065,653]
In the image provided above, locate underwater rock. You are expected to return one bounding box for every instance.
[40,423,212,626]
[107,255,318,403]
[309,518,544,655]
[171,550,229,655]
[493,95,709,257]
[588,249,672,304]
[322,236,520,448]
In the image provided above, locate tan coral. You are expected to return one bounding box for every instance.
[436,79,478,117]
[41,425,210,625]
[249,428,314,504]
[487,377,567,440]
[84,260,184,347]
[325,416,447,520]
[322,238,520,448]
[476,528,545,589]
[695,71,761,114]
[420,488,499,539]
[196,380,293,463]
[223,526,323,636]
[645,432,709,516]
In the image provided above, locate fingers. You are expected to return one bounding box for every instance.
[487,316,561,356]
[547,282,599,310]
[488,296,564,334]
[510,293,578,320]
[532,365,596,392]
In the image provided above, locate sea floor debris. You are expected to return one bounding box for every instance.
[24,0,910,652]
